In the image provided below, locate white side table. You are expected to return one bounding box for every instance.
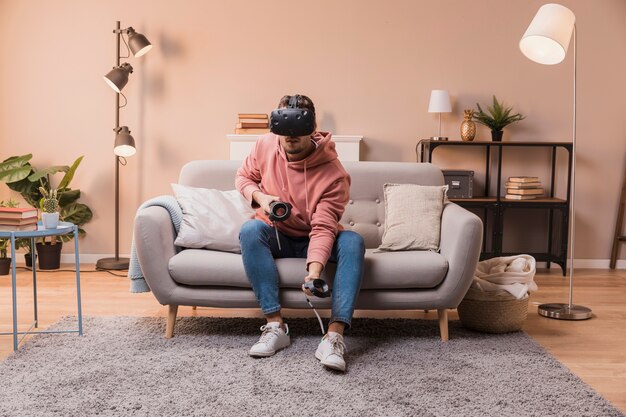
[0,221,83,351]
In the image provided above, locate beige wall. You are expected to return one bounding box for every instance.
[1,0,625,262]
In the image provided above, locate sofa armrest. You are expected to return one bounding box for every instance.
[438,202,483,307]
[134,206,179,305]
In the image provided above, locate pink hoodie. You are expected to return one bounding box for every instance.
[236,132,350,268]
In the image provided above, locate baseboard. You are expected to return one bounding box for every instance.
[9,253,626,269]
[11,253,131,265]
[540,259,626,269]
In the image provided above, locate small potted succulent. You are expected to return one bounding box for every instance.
[0,238,10,275]
[0,198,19,275]
[473,95,525,141]
[39,187,60,229]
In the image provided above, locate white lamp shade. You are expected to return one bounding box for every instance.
[428,90,452,113]
[520,3,575,65]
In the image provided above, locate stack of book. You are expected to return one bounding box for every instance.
[505,176,544,200]
[235,113,270,134]
[0,207,39,231]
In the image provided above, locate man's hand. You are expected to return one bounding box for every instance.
[302,261,323,297]
[252,191,280,214]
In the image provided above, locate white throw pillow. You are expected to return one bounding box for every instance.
[377,183,448,252]
[172,184,256,253]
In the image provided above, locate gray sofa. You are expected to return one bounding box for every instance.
[134,160,483,341]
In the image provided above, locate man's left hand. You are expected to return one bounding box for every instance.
[302,261,323,297]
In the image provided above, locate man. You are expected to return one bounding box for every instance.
[236,94,365,372]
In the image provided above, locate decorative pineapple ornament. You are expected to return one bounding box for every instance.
[460,109,476,142]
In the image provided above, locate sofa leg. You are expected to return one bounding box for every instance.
[192,306,197,310]
[166,305,178,339]
[437,309,449,342]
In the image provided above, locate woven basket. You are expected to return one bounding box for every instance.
[457,288,529,333]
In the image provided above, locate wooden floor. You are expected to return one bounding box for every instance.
[1,265,625,413]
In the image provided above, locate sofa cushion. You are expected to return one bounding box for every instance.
[169,248,448,290]
[172,183,255,253]
[378,183,448,252]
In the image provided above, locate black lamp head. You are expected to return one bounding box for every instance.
[127,27,153,58]
[114,126,136,157]
[104,63,134,93]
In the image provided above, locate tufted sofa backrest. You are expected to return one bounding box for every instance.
[179,160,444,248]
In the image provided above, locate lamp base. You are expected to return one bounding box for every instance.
[538,303,592,320]
[96,257,130,270]
[430,136,449,141]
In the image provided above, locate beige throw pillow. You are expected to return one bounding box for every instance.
[172,183,256,253]
[377,183,448,252]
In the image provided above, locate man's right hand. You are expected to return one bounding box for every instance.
[252,191,280,214]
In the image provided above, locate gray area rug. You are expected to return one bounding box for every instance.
[0,316,623,417]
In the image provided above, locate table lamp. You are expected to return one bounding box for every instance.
[428,90,452,141]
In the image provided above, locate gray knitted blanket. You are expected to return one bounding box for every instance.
[128,195,183,293]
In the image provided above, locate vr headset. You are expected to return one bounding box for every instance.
[270,95,315,137]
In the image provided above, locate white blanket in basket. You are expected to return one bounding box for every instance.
[471,255,538,300]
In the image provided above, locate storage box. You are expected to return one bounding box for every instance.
[442,170,474,198]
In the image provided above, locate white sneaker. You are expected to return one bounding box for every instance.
[315,332,346,372]
[249,322,290,357]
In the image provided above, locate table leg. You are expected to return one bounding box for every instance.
[10,234,18,351]
[74,226,83,336]
[31,237,38,328]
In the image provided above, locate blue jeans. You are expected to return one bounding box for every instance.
[239,219,365,328]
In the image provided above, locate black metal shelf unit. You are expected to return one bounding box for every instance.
[418,140,572,275]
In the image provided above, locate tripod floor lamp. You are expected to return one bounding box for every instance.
[520,3,592,320]
[97,21,152,271]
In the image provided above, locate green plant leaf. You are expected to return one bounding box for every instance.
[28,165,69,183]
[58,156,83,190]
[59,189,80,206]
[60,202,93,227]
[0,155,34,183]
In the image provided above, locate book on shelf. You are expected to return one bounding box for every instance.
[0,207,38,219]
[235,128,271,134]
[238,113,268,120]
[0,223,38,231]
[236,121,269,129]
[0,217,38,226]
[508,176,540,183]
[504,194,537,200]
[506,188,544,195]
[505,181,542,189]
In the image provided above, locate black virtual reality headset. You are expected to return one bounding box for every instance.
[270,95,315,137]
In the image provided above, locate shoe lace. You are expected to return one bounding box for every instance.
[258,325,282,344]
[327,335,346,356]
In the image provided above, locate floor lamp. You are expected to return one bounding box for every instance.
[520,4,592,320]
[97,21,152,271]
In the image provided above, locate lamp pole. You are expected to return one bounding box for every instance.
[96,21,129,270]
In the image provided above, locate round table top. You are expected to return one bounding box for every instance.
[0,221,76,238]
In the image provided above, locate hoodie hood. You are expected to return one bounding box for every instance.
[276,131,337,169]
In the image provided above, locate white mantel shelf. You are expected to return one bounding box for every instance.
[227,134,363,161]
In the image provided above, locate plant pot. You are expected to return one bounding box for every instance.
[42,212,60,229]
[0,258,11,275]
[491,130,504,142]
[24,253,33,267]
[36,242,62,270]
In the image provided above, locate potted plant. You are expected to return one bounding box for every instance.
[39,187,60,229]
[473,95,525,141]
[0,155,93,270]
[0,198,20,275]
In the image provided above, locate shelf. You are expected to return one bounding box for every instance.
[501,197,567,204]
[422,140,572,275]
[449,197,566,205]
